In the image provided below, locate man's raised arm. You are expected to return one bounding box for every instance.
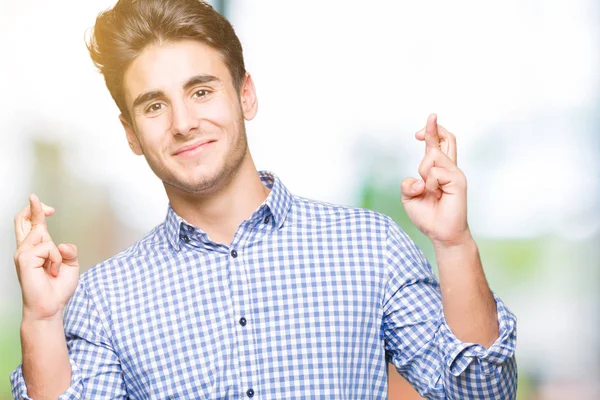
[11,194,79,399]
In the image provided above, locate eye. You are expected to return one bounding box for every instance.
[192,89,210,99]
[145,103,164,114]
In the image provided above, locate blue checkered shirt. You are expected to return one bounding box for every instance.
[11,171,517,399]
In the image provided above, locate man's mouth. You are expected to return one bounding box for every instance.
[174,140,216,157]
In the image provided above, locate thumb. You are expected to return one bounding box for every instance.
[401,177,425,201]
[58,244,79,267]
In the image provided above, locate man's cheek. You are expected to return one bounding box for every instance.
[196,99,237,126]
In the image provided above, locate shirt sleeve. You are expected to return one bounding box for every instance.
[10,280,128,399]
[381,217,517,400]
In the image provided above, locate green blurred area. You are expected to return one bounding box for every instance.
[1,316,20,400]
[359,177,546,281]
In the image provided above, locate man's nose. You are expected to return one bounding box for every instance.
[170,100,199,136]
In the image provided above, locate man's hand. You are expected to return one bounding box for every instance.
[401,114,500,348]
[401,113,471,248]
[13,194,80,321]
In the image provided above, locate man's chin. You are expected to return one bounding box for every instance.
[164,174,225,196]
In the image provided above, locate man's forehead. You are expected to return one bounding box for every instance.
[123,40,228,101]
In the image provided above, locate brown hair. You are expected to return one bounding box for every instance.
[86,0,246,122]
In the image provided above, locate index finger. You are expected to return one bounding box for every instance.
[424,113,441,153]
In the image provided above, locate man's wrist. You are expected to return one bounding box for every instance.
[21,309,64,328]
[432,229,476,253]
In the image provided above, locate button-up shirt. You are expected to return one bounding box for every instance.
[11,171,517,399]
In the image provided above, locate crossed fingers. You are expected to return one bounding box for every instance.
[413,114,460,199]
[415,114,457,165]
[14,194,54,247]
[13,194,61,276]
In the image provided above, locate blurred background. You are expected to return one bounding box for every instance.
[1,0,598,398]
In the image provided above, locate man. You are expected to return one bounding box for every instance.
[10,0,517,398]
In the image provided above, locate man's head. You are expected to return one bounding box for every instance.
[87,0,257,195]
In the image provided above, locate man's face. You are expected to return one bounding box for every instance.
[121,39,256,195]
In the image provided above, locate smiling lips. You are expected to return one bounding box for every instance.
[174,140,216,157]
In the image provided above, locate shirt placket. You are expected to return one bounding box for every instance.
[229,221,259,399]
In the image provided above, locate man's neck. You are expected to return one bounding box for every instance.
[165,155,270,246]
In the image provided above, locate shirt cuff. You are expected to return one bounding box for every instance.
[10,358,83,400]
[435,293,517,377]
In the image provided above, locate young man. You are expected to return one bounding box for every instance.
[11,0,517,398]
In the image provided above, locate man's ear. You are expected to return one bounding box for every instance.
[239,72,258,121]
[119,114,143,156]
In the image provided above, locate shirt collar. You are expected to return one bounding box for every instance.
[164,170,293,251]
[164,205,186,251]
[258,170,293,229]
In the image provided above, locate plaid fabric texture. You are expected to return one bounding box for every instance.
[11,171,517,399]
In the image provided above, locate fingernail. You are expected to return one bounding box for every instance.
[413,181,424,191]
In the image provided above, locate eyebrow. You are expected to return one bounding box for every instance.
[131,74,221,111]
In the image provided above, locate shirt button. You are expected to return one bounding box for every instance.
[239,317,247,326]
[263,215,270,224]
[246,388,254,398]
[231,249,238,258]
[182,235,190,243]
